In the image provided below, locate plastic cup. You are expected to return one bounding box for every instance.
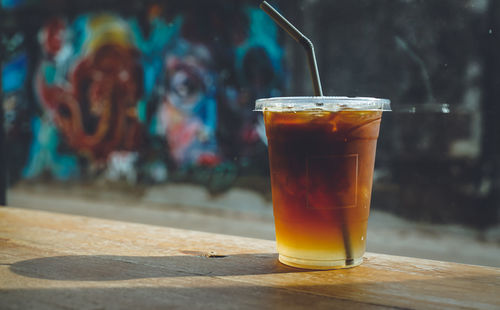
[256,96,390,269]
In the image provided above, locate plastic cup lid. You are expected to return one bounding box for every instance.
[255,96,391,112]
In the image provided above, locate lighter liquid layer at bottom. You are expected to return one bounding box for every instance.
[275,218,368,269]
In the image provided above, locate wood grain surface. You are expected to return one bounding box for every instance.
[0,207,499,310]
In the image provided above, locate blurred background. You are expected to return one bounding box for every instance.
[1,0,499,266]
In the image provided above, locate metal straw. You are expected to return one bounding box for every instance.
[260,1,323,96]
[260,1,354,265]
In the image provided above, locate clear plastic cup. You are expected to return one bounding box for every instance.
[256,96,390,269]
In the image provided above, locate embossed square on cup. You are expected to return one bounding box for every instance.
[306,154,358,209]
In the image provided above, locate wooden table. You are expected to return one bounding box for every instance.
[0,207,498,309]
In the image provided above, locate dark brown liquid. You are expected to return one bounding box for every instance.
[264,110,382,267]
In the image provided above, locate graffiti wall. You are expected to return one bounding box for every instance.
[2,2,284,191]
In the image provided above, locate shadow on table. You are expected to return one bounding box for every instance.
[6,253,500,308]
[9,252,310,281]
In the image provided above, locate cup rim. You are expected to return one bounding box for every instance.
[255,96,391,112]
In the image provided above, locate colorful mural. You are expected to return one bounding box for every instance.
[2,3,285,189]
[35,15,145,164]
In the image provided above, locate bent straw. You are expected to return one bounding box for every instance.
[259,1,323,96]
[260,1,355,265]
